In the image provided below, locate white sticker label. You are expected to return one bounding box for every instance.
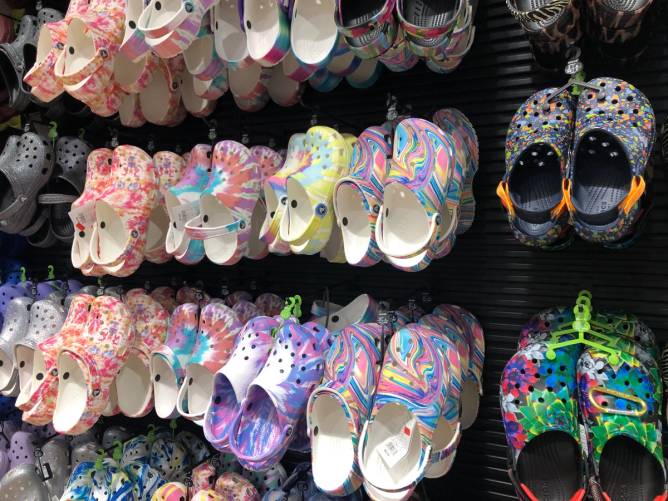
[169,201,200,231]
[68,201,95,233]
[379,419,414,468]
[579,424,589,457]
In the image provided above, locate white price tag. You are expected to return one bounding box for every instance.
[379,419,414,468]
[68,202,95,233]
[169,201,200,231]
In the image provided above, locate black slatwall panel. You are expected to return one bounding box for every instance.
[24,0,668,498]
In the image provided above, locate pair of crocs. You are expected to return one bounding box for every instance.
[501,306,665,501]
[182,141,265,266]
[341,113,476,271]
[138,56,188,126]
[204,316,328,470]
[0,132,55,239]
[279,126,353,256]
[498,78,655,250]
[151,301,242,421]
[137,0,217,59]
[71,145,159,277]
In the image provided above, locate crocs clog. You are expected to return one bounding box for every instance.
[41,435,71,499]
[577,347,666,501]
[233,301,262,325]
[335,0,397,59]
[212,0,253,69]
[308,68,342,93]
[0,463,50,501]
[203,316,280,452]
[151,286,178,313]
[139,56,187,126]
[255,293,284,317]
[281,48,318,82]
[431,304,484,430]
[357,324,450,499]
[61,458,134,501]
[226,291,254,307]
[334,125,391,267]
[497,88,574,249]
[229,320,326,471]
[184,19,225,81]
[184,140,262,266]
[500,341,586,501]
[267,63,304,107]
[152,481,189,501]
[326,43,361,78]
[125,460,167,500]
[241,463,287,495]
[190,461,217,494]
[150,436,191,482]
[13,296,66,408]
[177,430,210,464]
[8,430,36,468]
[0,296,32,393]
[260,133,309,255]
[193,69,229,100]
[243,0,290,67]
[177,302,242,422]
[21,294,95,425]
[53,295,132,435]
[229,62,271,112]
[151,303,200,419]
[311,294,378,335]
[378,26,419,72]
[291,0,339,68]
[396,0,464,56]
[70,148,113,274]
[120,0,152,62]
[0,15,40,112]
[280,126,352,255]
[117,289,169,418]
[89,145,158,277]
[564,77,655,247]
[145,151,187,264]
[182,72,217,117]
[345,57,383,88]
[215,472,261,500]
[164,144,211,265]
[192,488,225,500]
[0,133,55,235]
[307,323,382,496]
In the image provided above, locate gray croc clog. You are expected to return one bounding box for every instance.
[71,441,101,468]
[0,463,50,501]
[102,426,133,450]
[0,15,38,112]
[0,132,55,235]
[41,435,71,499]
[0,296,33,392]
[38,136,92,243]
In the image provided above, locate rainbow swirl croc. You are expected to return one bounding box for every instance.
[396,0,464,57]
[378,26,420,72]
[335,0,398,59]
[334,125,392,267]
[280,126,352,255]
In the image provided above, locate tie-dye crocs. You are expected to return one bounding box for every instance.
[192,488,225,500]
[21,294,95,425]
[13,296,66,408]
[204,316,280,451]
[121,435,151,467]
[229,320,326,471]
[291,0,339,68]
[177,430,210,464]
[255,293,284,317]
[89,145,158,277]
[150,436,191,482]
[165,144,212,265]
[144,151,187,265]
[577,347,665,500]
[117,289,169,418]
[498,88,575,250]
[241,463,287,495]
[229,61,272,112]
[334,125,391,267]
[267,61,305,107]
[152,481,189,501]
[396,0,464,57]
[53,295,132,435]
[184,140,262,266]
[260,133,309,255]
[280,126,352,255]
[357,324,450,499]
[247,146,284,260]
[215,472,262,500]
[500,341,586,501]
[177,302,242,422]
[212,0,253,69]
[335,0,397,60]
[189,461,217,494]
[233,301,262,325]
[0,463,50,501]
[564,78,655,247]
[432,304,484,429]
[182,72,217,118]
[374,118,460,271]
[61,458,134,501]
[326,40,361,77]
[151,286,179,313]
[311,294,378,335]
[120,0,152,62]
[70,148,113,275]
[378,26,419,72]
[307,323,382,496]
[125,460,167,500]
[183,19,225,82]
[151,303,200,419]
[243,0,290,67]
[433,108,479,234]
[0,296,32,393]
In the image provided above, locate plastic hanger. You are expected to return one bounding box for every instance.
[545,290,620,364]
[546,47,599,102]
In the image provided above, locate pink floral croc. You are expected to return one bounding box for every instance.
[184,140,262,266]
[145,151,187,264]
[139,56,187,126]
[114,50,159,94]
[89,145,158,277]
[151,286,178,313]
[119,92,148,128]
[117,289,169,418]
[53,295,132,435]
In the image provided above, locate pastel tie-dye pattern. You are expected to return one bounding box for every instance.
[189,302,242,373]
[245,1,290,67]
[233,300,262,325]
[379,27,420,72]
[151,481,189,501]
[228,320,325,470]
[307,323,382,496]
[204,316,279,452]
[153,303,200,386]
[150,437,191,482]
[255,293,284,317]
